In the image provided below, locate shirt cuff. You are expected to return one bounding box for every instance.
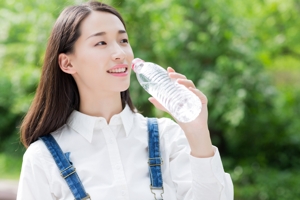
[189,146,225,185]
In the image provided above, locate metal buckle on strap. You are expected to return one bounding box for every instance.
[60,165,76,179]
[148,157,163,167]
[73,193,91,200]
[81,193,91,200]
[150,185,164,200]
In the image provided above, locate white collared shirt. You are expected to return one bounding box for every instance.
[17,105,233,200]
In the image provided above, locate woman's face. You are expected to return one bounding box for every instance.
[68,11,134,94]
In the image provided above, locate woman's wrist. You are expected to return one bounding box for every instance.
[185,128,215,158]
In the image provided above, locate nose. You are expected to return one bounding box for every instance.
[111,43,126,62]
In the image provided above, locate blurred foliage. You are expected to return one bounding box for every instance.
[230,166,300,200]
[0,153,22,179]
[0,0,300,199]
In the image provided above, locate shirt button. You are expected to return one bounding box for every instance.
[116,164,121,170]
[121,190,126,196]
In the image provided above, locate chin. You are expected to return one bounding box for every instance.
[120,86,130,92]
[118,83,130,92]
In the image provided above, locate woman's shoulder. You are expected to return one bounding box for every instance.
[22,140,50,169]
[25,140,44,157]
[24,125,67,162]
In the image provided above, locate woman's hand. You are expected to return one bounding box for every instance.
[148,67,214,158]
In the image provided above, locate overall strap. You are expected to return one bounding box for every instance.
[40,135,91,200]
[147,118,164,200]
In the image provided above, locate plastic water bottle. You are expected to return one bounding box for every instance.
[131,58,202,123]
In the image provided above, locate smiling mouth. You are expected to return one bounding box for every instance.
[107,67,128,74]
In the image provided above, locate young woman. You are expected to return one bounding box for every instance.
[17,1,233,199]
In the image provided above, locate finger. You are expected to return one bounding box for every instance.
[189,87,208,104]
[167,67,175,73]
[148,97,169,113]
[177,79,196,88]
[168,72,187,80]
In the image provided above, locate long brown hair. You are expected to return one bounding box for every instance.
[20,1,136,148]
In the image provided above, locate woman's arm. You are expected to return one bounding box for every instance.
[160,118,233,200]
[17,143,54,200]
[148,67,213,158]
[149,67,234,199]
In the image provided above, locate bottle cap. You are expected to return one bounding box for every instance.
[131,58,144,71]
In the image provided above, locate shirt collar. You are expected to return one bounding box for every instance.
[66,104,134,143]
[120,105,134,137]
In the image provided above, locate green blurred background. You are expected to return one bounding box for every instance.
[0,0,300,199]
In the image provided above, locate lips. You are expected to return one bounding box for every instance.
[107,64,129,76]
[107,67,127,73]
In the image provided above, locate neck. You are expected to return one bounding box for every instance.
[78,90,123,123]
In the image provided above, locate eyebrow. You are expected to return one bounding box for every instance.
[86,30,127,40]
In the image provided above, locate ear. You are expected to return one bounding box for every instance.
[58,53,76,74]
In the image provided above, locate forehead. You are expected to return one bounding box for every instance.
[79,11,125,37]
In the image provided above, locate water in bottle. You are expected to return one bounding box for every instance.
[131,58,202,123]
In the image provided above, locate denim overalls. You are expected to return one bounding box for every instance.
[40,118,164,200]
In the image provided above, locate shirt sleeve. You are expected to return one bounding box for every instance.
[189,147,234,200]
[161,118,233,200]
[17,142,55,200]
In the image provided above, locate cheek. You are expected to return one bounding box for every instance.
[125,47,134,61]
[75,48,108,69]
[72,50,90,68]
